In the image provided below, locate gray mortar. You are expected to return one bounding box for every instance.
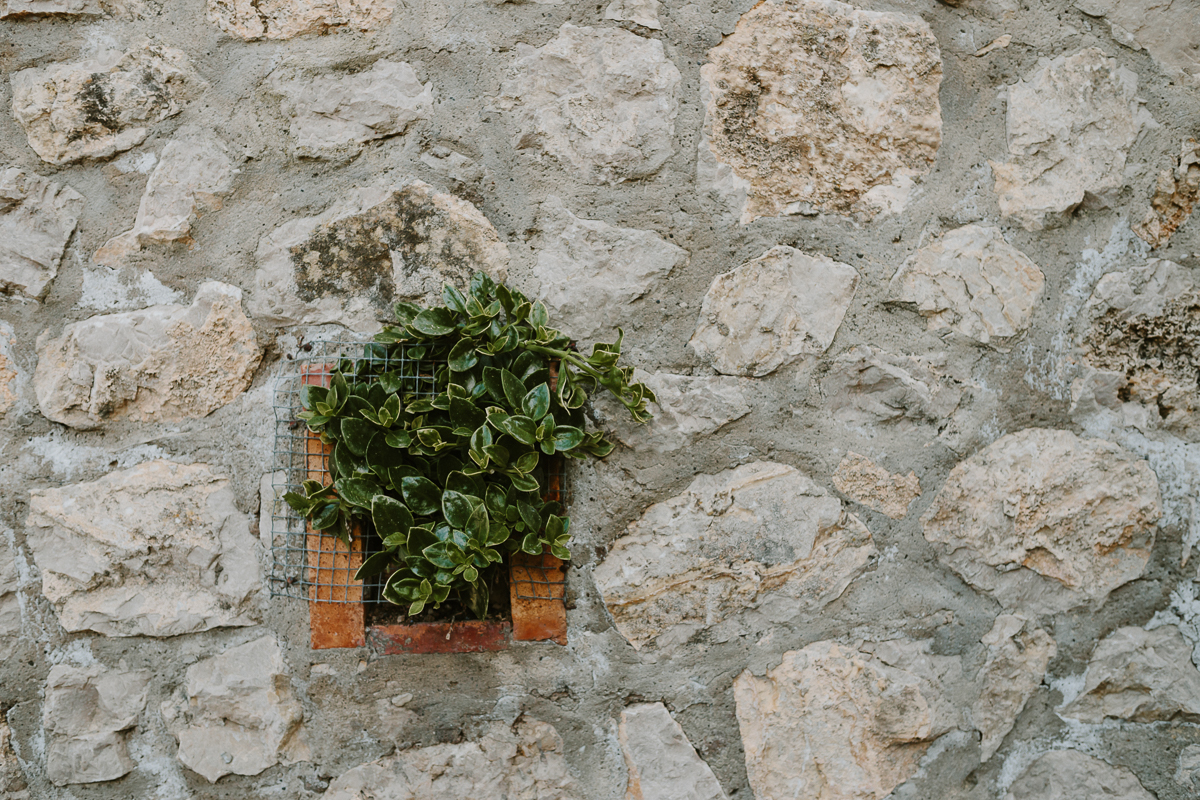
[2,0,1200,797]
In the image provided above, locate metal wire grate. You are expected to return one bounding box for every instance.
[270,339,570,605]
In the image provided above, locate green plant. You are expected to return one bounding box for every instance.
[285,272,655,621]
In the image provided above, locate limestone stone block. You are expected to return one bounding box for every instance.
[619,703,727,800]
[889,225,1045,347]
[734,639,960,800]
[269,61,433,159]
[1004,750,1155,800]
[604,0,660,29]
[25,460,263,637]
[1177,744,1200,790]
[207,0,394,40]
[251,181,509,329]
[496,24,681,184]
[322,717,581,799]
[162,634,307,782]
[0,166,84,300]
[594,462,875,649]
[0,539,20,654]
[43,664,150,786]
[1076,0,1200,82]
[700,0,943,223]
[0,719,28,799]
[972,615,1055,760]
[0,322,19,416]
[921,429,1161,615]
[94,132,238,265]
[689,246,858,377]
[593,370,751,454]
[822,345,966,430]
[0,0,101,16]
[533,197,687,342]
[1134,139,1199,248]
[990,48,1150,231]
[34,281,260,428]
[10,44,196,165]
[833,452,920,520]
[1061,625,1200,723]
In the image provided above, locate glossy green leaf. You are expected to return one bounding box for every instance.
[552,425,584,451]
[466,579,488,619]
[442,490,475,530]
[503,415,536,445]
[450,396,486,430]
[500,369,527,410]
[518,500,542,533]
[465,502,489,543]
[340,418,375,456]
[401,476,441,516]
[422,542,458,570]
[355,550,395,581]
[521,383,550,420]
[508,471,539,493]
[520,531,542,555]
[336,478,379,509]
[447,338,478,372]
[412,307,458,336]
[443,283,468,314]
[512,451,539,474]
[372,495,414,539]
[312,503,340,531]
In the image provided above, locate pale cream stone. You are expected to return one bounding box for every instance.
[689,246,858,377]
[833,452,920,520]
[0,539,20,656]
[991,48,1150,231]
[25,460,263,637]
[0,0,101,16]
[34,282,260,428]
[921,429,1161,614]
[496,24,681,185]
[252,181,509,329]
[701,0,943,222]
[0,322,18,416]
[0,166,84,300]
[207,0,395,40]
[1177,744,1200,789]
[1076,0,1200,82]
[43,664,150,786]
[972,615,1055,760]
[604,0,660,29]
[0,719,27,799]
[10,44,196,165]
[619,703,727,800]
[1133,139,1199,248]
[822,345,966,430]
[594,462,875,650]
[534,196,687,342]
[1004,750,1155,800]
[889,225,1045,347]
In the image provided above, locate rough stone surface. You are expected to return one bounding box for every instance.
[161,634,306,782]
[1076,0,1200,82]
[833,452,921,520]
[251,181,510,329]
[594,462,875,650]
[604,0,660,29]
[921,428,1162,614]
[94,132,238,265]
[1061,625,1200,723]
[593,370,752,454]
[496,24,681,185]
[991,48,1150,231]
[0,540,20,652]
[889,225,1045,347]
[534,197,687,342]
[822,345,966,430]
[0,719,27,798]
[1134,139,1200,248]
[734,640,959,800]
[269,61,433,160]
[701,0,943,222]
[690,246,858,377]
[0,0,101,16]
[619,703,727,800]
[43,664,150,786]
[322,717,581,800]
[206,0,394,40]
[0,166,84,300]
[25,460,263,637]
[0,322,18,417]
[1177,744,1200,790]
[1004,750,1156,800]
[972,615,1056,761]
[34,281,260,428]
[11,45,195,165]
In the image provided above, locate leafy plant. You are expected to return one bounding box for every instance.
[285,272,654,621]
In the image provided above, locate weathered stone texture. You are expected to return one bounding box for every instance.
[25,460,263,637]
[690,246,858,377]
[822,345,965,429]
[43,664,150,786]
[0,0,101,16]
[701,0,943,222]
[34,282,260,428]
[11,45,195,165]
[0,322,19,417]
[207,0,394,40]
[833,452,920,519]
[991,48,1150,231]
[1004,750,1156,800]
[0,540,20,653]
[0,719,27,799]
[921,429,1161,614]
[94,132,238,265]
[973,615,1055,760]
[497,24,681,184]
[594,462,875,649]
[593,370,751,454]
[269,61,433,159]
[604,0,660,29]
[1178,744,1200,790]
[1133,139,1199,248]
[534,197,687,342]
[1076,0,1200,82]
[322,717,581,800]
[619,703,727,800]
[889,225,1045,347]
[0,166,84,300]
[252,182,509,329]
[1061,625,1200,723]
[162,634,307,782]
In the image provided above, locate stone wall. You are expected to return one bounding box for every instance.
[1,0,1199,797]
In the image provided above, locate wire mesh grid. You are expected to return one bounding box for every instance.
[270,339,570,605]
